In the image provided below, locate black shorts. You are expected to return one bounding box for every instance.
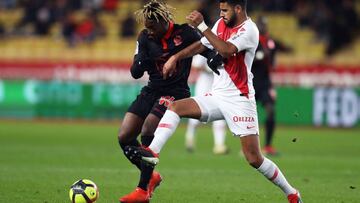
[127,86,190,119]
[255,87,274,106]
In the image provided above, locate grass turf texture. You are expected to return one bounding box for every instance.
[0,120,359,203]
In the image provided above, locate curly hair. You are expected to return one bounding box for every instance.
[135,0,174,23]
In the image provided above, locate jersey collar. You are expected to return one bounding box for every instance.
[163,21,174,40]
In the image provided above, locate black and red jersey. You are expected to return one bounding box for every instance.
[131,22,201,95]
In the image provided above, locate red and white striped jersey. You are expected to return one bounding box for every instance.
[200,18,259,97]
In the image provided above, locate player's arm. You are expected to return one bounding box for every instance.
[172,41,207,61]
[186,11,237,58]
[162,41,207,79]
[163,41,222,78]
[130,32,152,79]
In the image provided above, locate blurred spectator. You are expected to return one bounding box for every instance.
[62,11,77,46]
[326,0,358,56]
[13,0,40,35]
[34,1,54,35]
[71,10,106,46]
[13,0,55,36]
[53,0,69,22]
[120,12,136,38]
[103,0,118,13]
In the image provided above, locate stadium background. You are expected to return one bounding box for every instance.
[0,0,359,202]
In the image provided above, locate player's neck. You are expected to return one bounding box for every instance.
[233,14,248,28]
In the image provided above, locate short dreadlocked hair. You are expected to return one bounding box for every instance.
[135,0,174,23]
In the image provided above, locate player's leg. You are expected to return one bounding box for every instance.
[128,94,223,165]
[118,88,155,170]
[148,98,202,154]
[118,112,143,170]
[222,95,300,202]
[262,88,277,155]
[240,135,301,201]
[185,118,200,152]
[212,120,228,154]
[119,106,164,202]
[137,113,163,195]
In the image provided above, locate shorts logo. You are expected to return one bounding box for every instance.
[246,125,255,129]
[159,96,175,108]
[232,116,255,123]
[173,35,183,46]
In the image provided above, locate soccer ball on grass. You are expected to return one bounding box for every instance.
[69,179,99,203]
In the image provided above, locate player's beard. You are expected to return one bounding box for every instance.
[224,13,236,27]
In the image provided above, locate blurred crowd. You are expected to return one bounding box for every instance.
[293,0,359,56]
[0,0,117,46]
[0,0,359,55]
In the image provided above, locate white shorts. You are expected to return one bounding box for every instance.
[192,92,259,137]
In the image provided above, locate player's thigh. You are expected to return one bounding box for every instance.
[221,96,259,136]
[127,88,157,120]
[120,89,157,141]
[169,98,203,119]
[192,94,224,122]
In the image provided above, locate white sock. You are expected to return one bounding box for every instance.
[185,119,200,146]
[149,110,180,154]
[212,120,226,147]
[257,158,297,195]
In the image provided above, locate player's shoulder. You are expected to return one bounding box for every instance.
[137,29,149,39]
[173,23,200,39]
[243,18,259,35]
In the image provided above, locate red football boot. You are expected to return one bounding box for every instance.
[148,171,162,197]
[262,145,279,156]
[119,187,150,203]
[287,191,303,203]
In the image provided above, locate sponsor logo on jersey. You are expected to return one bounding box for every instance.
[232,116,255,123]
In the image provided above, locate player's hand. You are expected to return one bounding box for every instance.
[186,10,204,27]
[163,55,178,79]
[207,53,222,75]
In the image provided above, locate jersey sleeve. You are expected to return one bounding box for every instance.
[200,19,221,50]
[131,31,149,79]
[183,24,202,45]
[227,23,259,52]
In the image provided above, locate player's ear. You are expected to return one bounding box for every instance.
[234,5,242,14]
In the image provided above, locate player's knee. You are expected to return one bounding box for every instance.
[247,157,263,168]
[118,130,132,145]
[244,150,263,168]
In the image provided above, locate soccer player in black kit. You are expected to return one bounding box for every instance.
[118,1,219,202]
[252,16,292,156]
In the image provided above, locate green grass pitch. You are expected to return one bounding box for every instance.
[0,120,359,203]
